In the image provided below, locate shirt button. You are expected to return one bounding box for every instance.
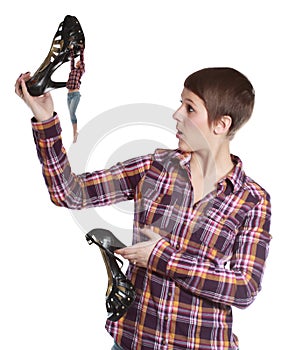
[162,339,167,345]
[164,316,169,321]
[176,244,180,250]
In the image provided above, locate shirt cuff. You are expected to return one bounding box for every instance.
[31,113,62,140]
[148,238,175,276]
[148,238,197,279]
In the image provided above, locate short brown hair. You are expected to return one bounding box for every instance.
[184,67,255,138]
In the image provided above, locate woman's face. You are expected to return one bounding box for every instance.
[173,88,213,152]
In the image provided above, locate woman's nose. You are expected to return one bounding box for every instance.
[172,107,183,121]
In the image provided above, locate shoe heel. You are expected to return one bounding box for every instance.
[102,249,136,322]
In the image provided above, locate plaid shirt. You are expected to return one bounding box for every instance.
[66,48,85,90]
[32,115,271,350]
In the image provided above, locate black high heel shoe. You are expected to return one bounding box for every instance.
[86,228,136,322]
[26,15,85,96]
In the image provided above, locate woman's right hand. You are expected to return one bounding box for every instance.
[15,72,54,122]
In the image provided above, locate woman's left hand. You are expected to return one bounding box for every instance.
[115,226,161,268]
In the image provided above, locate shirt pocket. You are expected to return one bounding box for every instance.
[191,208,239,255]
[139,192,175,231]
[141,164,171,200]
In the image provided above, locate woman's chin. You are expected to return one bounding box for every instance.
[178,140,192,152]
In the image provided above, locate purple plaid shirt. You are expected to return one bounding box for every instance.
[32,114,271,350]
[66,48,85,90]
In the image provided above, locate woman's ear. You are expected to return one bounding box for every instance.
[213,115,232,135]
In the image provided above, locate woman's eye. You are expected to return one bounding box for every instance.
[186,104,194,113]
[180,100,194,113]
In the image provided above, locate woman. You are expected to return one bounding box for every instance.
[66,44,85,142]
[15,67,271,350]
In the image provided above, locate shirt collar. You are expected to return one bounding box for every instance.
[218,154,245,194]
[175,149,192,167]
[174,149,245,194]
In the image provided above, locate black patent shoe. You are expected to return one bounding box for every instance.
[26,15,85,96]
[86,228,136,322]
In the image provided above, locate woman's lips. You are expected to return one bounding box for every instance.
[176,129,183,138]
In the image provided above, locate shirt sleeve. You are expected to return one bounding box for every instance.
[31,114,152,209]
[79,47,85,72]
[70,48,75,70]
[148,192,272,309]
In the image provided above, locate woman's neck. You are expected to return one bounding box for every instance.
[189,145,234,203]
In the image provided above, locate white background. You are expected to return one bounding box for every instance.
[1,0,281,349]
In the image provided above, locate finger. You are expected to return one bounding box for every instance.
[116,248,137,261]
[116,249,135,259]
[15,72,31,98]
[15,74,24,97]
[115,244,136,254]
[21,78,36,104]
[115,248,125,254]
[15,72,30,86]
